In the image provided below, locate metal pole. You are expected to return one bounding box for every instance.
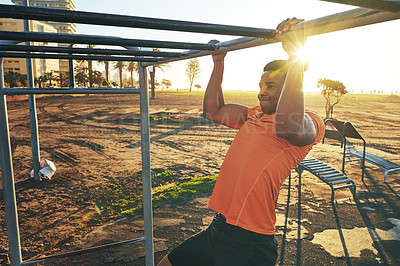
[150,66,155,100]
[0,52,161,62]
[0,4,276,38]
[22,0,40,181]
[2,88,141,95]
[0,31,217,51]
[0,58,22,266]
[0,44,183,58]
[138,64,154,266]
[145,7,400,66]
[68,44,75,88]
[320,0,400,12]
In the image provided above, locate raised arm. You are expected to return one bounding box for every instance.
[202,41,248,129]
[275,18,317,147]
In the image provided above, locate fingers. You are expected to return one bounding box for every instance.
[276,17,305,35]
[208,39,220,44]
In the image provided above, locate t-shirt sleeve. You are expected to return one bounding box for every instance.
[247,106,259,119]
[306,110,325,145]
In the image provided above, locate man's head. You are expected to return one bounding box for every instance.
[258,60,287,114]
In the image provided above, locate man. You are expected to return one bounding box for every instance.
[158,18,325,266]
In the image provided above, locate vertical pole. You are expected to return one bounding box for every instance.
[138,64,154,266]
[296,173,301,266]
[150,65,156,100]
[0,58,22,266]
[68,45,75,88]
[23,0,41,180]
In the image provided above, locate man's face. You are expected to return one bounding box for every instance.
[258,71,286,114]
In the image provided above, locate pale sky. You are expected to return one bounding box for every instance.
[2,0,400,93]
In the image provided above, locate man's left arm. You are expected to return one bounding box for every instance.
[275,18,317,147]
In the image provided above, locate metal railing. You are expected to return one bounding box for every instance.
[0,1,400,265]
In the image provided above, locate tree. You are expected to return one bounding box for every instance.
[149,48,171,99]
[85,44,96,88]
[45,71,56,87]
[4,71,22,87]
[185,58,200,92]
[92,70,105,87]
[35,75,47,88]
[98,60,110,85]
[127,62,138,87]
[317,78,348,119]
[57,72,68,87]
[113,61,127,88]
[18,74,27,87]
[161,79,172,91]
[75,70,88,87]
[195,84,201,91]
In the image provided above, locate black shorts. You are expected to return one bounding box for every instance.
[168,213,278,266]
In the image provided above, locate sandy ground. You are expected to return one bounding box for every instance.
[1,91,399,265]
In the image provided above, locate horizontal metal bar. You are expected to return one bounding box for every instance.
[320,0,400,12]
[21,237,145,265]
[0,44,183,58]
[0,51,159,62]
[146,7,400,66]
[0,4,276,38]
[0,30,217,51]
[2,88,141,95]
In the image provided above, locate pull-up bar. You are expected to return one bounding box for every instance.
[0,30,217,51]
[0,44,183,58]
[2,88,141,95]
[0,4,277,38]
[0,51,161,62]
[321,0,400,12]
[147,7,400,66]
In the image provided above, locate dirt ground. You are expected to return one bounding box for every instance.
[1,91,399,265]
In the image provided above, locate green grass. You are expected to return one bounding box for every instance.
[121,175,217,216]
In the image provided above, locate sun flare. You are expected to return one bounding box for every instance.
[295,46,310,64]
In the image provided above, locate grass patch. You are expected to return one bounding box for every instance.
[122,175,217,216]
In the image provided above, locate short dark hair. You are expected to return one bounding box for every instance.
[263,60,288,73]
[263,59,308,73]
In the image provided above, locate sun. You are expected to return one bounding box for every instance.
[295,45,311,64]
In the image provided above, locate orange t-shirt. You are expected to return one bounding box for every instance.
[208,106,325,235]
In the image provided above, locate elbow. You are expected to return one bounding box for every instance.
[202,110,214,121]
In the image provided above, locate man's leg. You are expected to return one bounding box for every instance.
[158,229,214,266]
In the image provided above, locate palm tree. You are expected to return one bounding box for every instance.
[57,73,68,87]
[4,71,22,87]
[35,75,47,88]
[86,44,96,88]
[75,70,88,87]
[99,60,110,86]
[127,62,138,87]
[45,71,56,87]
[113,61,127,88]
[150,48,170,99]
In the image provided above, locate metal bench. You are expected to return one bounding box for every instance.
[346,143,400,183]
[325,119,400,183]
[296,157,356,202]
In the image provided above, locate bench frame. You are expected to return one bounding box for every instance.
[325,119,400,183]
[296,157,356,202]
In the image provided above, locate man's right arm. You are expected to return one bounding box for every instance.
[202,46,248,129]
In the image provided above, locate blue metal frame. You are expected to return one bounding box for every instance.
[0,1,400,265]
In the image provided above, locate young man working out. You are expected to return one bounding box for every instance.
[158,17,325,266]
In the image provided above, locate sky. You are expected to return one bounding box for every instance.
[2,0,400,93]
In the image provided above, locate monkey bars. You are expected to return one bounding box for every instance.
[0,1,400,265]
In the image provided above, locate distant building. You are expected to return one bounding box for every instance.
[11,0,77,75]
[0,18,59,79]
